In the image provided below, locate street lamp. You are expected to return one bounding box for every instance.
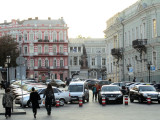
[5,56,11,87]
[147,61,152,83]
[126,64,131,81]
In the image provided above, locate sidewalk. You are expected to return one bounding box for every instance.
[0,89,26,115]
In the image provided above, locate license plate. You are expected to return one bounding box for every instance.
[72,97,77,99]
[109,98,115,100]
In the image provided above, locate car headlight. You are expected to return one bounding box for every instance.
[158,94,160,97]
[142,93,148,97]
[118,94,123,97]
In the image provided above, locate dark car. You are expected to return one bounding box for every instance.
[129,85,160,103]
[85,79,99,89]
[98,80,111,89]
[50,79,66,88]
[111,82,127,95]
[98,85,123,104]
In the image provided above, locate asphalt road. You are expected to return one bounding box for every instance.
[0,90,160,120]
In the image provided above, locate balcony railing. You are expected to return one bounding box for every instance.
[111,48,122,56]
[132,39,147,48]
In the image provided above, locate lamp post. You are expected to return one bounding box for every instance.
[5,56,11,87]
[126,64,131,81]
[147,61,152,83]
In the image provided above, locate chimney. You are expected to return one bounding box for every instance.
[35,17,38,20]
[4,20,7,23]
[48,17,51,20]
[28,18,32,20]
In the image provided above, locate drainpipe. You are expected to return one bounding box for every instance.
[121,22,125,82]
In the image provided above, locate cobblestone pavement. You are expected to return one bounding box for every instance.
[0,88,160,120]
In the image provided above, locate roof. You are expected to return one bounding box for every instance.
[69,81,85,85]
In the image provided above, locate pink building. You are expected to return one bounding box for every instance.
[0,17,69,81]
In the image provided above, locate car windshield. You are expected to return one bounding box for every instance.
[68,85,83,92]
[139,86,156,91]
[101,86,120,92]
[55,80,62,82]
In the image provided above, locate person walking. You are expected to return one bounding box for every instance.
[43,84,55,115]
[2,88,14,119]
[95,83,101,101]
[29,87,41,118]
[92,84,97,101]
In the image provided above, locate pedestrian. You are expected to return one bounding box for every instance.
[95,83,101,101]
[2,88,14,119]
[43,84,55,115]
[29,87,41,118]
[133,77,136,82]
[92,84,97,101]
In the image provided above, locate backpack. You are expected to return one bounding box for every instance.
[46,90,55,100]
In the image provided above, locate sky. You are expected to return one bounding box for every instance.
[0,0,138,38]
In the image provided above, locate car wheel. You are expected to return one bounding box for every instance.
[158,100,160,104]
[120,99,123,104]
[87,98,89,102]
[130,95,134,103]
[83,97,85,103]
[99,98,102,104]
[59,99,65,106]
[63,85,65,88]
[138,97,143,103]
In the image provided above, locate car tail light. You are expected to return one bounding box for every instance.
[69,92,71,97]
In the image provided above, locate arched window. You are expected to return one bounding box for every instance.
[60,58,64,67]
[53,31,57,41]
[44,31,48,40]
[18,32,22,42]
[29,31,34,41]
[59,45,63,54]
[23,31,28,42]
[24,46,28,54]
[59,31,63,41]
[37,31,42,40]
[38,59,42,68]
[53,58,57,68]
[53,45,57,54]
[153,51,157,68]
[38,45,42,54]
[44,45,49,54]
[45,59,49,67]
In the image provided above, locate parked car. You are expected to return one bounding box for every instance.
[45,79,52,85]
[68,81,89,103]
[85,79,99,89]
[15,87,71,107]
[98,85,123,104]
[98,80,110,88]
[50,79,66,88]
[129,85,160,103]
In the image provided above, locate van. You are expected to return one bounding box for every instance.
[68,81,89,103]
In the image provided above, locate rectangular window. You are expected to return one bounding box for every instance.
[70,58,72,66]
[30,34,34,41]
[136,27,139,39]
[24,47,27,54]
[60,60,63,67]
[143,23,145,39]
[153,19,157,38]
[24,34,27,41]
[53,60,56,67]
[153,51,157,67]
[140,25,142,39]
[19,35,22,41]
[70,47,73,53]
[102,58,106,66]
[30,46,34,54]
[45,35,48,40]
[73,57,77,65]
[92,58,95,66]
[78,47,81,52]
[38,60,41,67]
[30,59,34,67]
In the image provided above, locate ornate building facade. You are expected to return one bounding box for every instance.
[0,17,69,81]
[104,0,160,83]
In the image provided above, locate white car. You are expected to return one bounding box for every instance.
[15,87,71,107]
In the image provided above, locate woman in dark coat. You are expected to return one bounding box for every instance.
[2,88,14,119]
[29,87,41,118]
[43,84,55,115]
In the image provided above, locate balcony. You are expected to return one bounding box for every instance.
[132,39,147,49]
[111,48,122,59]
[132,39,147,54]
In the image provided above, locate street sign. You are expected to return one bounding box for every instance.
[128,67,133,75]
[150,65,155,71]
